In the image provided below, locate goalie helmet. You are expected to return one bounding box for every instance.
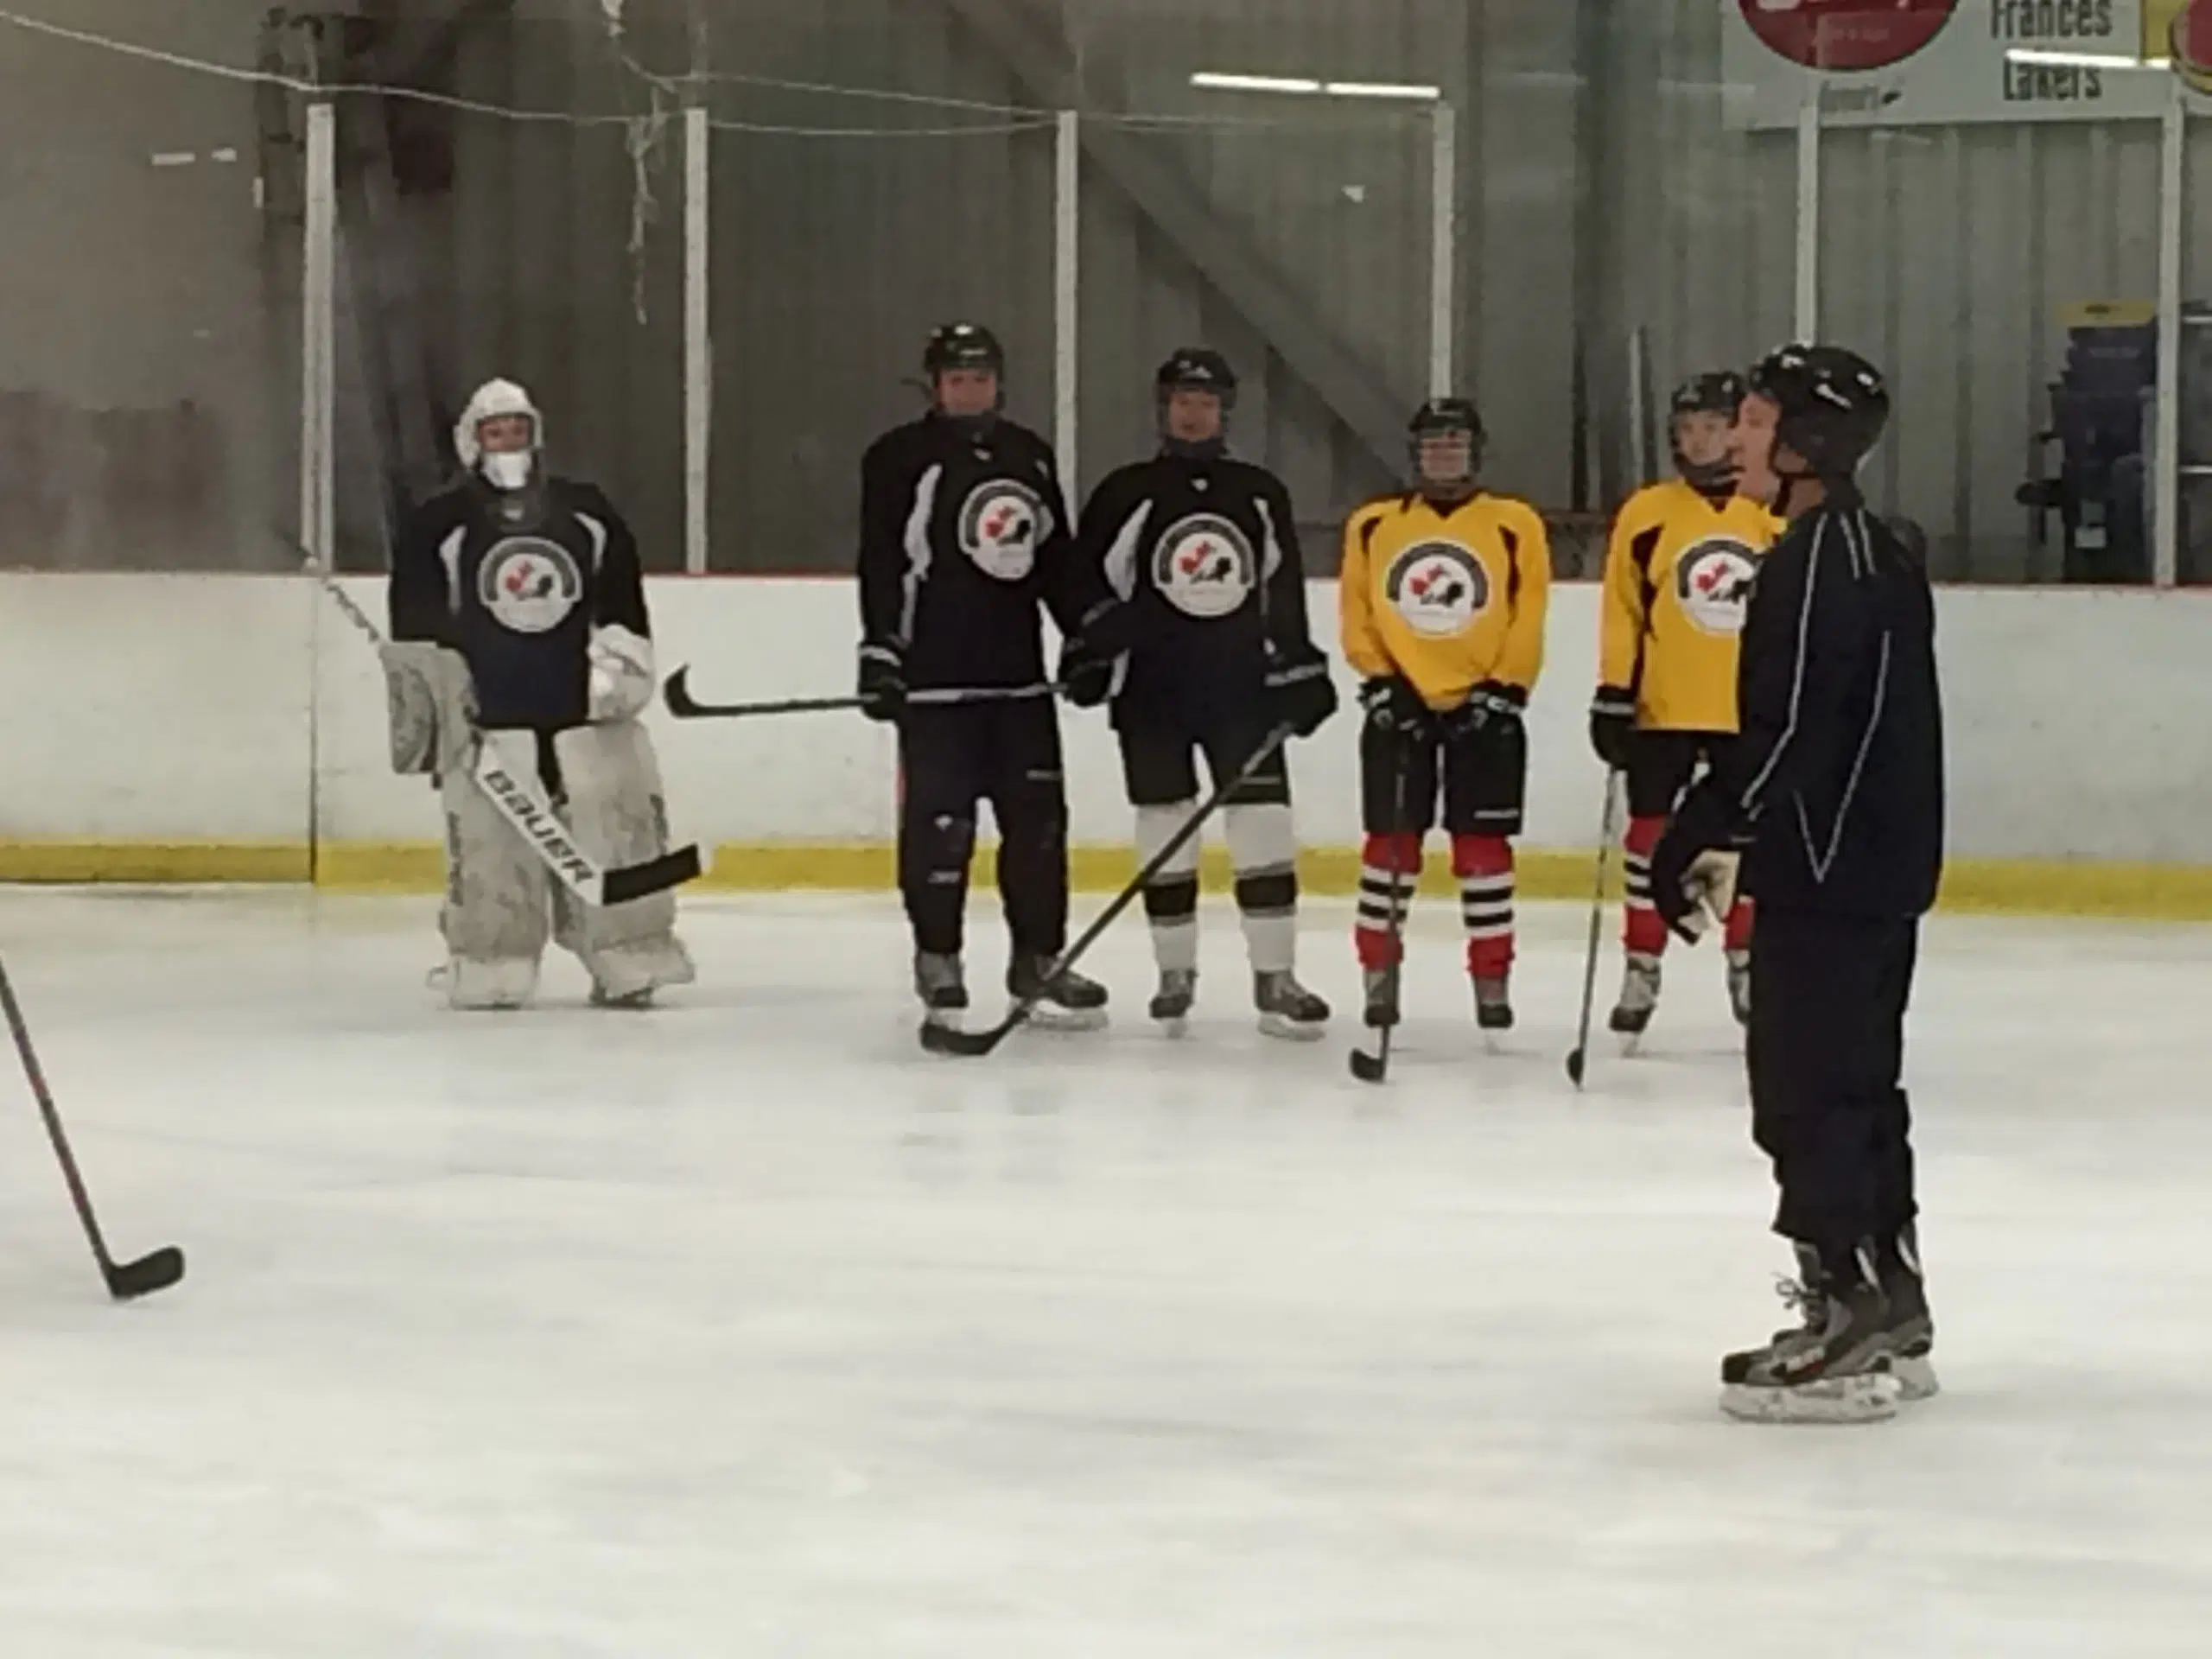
[1747,344,1889,482]
[1670,370,1746,492]
[454,378,542,492]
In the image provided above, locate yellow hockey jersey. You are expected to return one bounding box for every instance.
[1341,491,1550,710]
[1599,480,1782,734]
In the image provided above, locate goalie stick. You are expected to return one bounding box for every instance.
[308,556,703,908]
[0,953,184,1301]
[663,667,1062,722]
[919,721,1300,1058]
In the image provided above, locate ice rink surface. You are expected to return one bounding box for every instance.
[2,887,2209,1657]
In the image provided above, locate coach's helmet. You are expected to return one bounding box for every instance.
[1156,347,1237,457]
[1408,397,1484,499]
[455,378,542,493]
[1669,370,1746,493]
[1745,344,1889,512]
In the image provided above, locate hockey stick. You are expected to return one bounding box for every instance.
[1564,771,1626,1090]
[0,953,184,1301]
[919,721,1300,1058]
[664,667,1063,722]
[1348,735,1415,1085]
[307,558,703,907]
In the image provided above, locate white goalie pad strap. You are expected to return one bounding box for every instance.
[1223,803,1298,880]
[550,721,696,1000]
[588,624,656,723]
[378,641,477,777]
[439,729,551,1000]
[1135,803,1202,882]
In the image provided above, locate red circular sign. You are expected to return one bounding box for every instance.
[2176,0,2212,84]
[1738,0,1960,73]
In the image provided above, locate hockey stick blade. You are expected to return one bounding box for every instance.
[105,1244,186,1302]
[918,1010,1025,1058]
[1564,1046,1588,1088]
[1348,1043,1389,1085]
[600,843,707,906]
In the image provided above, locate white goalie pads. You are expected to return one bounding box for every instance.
[437,721,695,1010]
[550,721,696,1001]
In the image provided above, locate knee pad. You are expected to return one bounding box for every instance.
[550,722,695,999]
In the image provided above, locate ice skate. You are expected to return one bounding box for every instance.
[1608,952,1662,1042]
[589,983,655,1010]
[1362,964,1402,1031]
[913,950,969,1029]
[1149,968,1198,1037]
[1009,953,1109,1032]
[1473,976,1514,1034]
[1720,1243,1904,1424]
[1726,948,1752,1028]
[1875,1224,1939,1402]
[1255,970,1329,1042]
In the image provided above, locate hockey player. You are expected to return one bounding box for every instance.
[855,323,1128,1029]
[1340,397,1550,1035]
[1076,348,1338,1039]
[1589,372,1782,1038]
[1651,345,1944,1423]
[387,378,695,1011]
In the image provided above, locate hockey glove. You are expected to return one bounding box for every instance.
[1649,784,1740,945]
[1266,647,1339,738]
[1359,676,1430,738]
[1057,635,1120,709]
[1444,680,1526,742]
[1588,684,1637,770]
[856,642,906,723]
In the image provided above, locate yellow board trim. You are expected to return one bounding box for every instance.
[4,840,2212,922]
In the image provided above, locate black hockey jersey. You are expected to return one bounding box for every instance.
[1702,486,1946,917]
[390,476,649,731]
[856,414,1107,690]
[1076,452,1318,727]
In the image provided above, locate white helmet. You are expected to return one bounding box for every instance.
[454,378,542,489]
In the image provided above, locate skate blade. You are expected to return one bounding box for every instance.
[1258,1012,1327,1043]
[921,1007,967,1033]
[1720,1372,1903,1425]
[1024,1006,1109,1033]
[1153,1014,1191,1039]
[1885,1354,1941,1402]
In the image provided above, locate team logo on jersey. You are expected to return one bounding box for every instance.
[958,480,1050,582]
[1153,513,1255,619]
[478,536,582,634]
[1383,541,1489,638]
[1675,537,1760,637]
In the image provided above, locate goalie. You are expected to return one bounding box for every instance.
[385,378,695,1011]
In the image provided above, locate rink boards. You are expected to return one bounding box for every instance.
[0,572,2207,919]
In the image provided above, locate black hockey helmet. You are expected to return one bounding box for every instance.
[1670,370,1747,492]
[1671,370,1746,421]
[1155,346,1239,410]
[1408,397,1485,493]
[1746,344,1889,480]
[923,321,1006,379]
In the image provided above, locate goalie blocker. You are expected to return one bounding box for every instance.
[385,378,700,1010]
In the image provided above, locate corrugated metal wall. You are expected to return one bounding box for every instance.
[10,0,2210,579]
